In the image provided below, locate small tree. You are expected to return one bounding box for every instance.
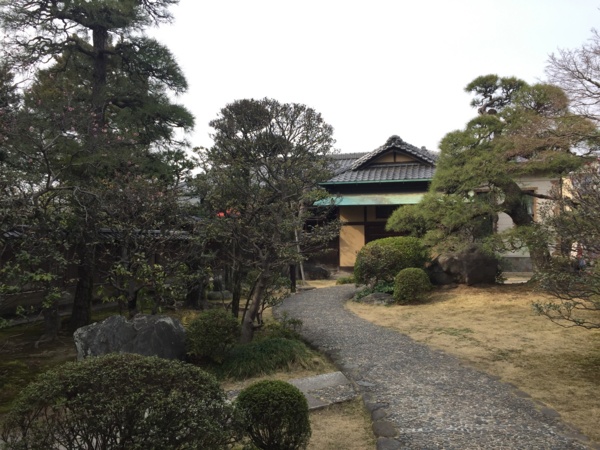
[547,28,600,132]
[199,98,339,343]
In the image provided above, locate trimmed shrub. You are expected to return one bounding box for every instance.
[236,380,311,450]
[187,308,240,363]
[354,237,429,286]
[0,354,237,450]
[394,267,433,304]
[219,337,312,380]
[335,274,355,285]
[259,314,303,341]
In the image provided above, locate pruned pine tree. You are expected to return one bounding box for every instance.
[200,98,339,343]
[0,0,194,331]
[387,75,596,270]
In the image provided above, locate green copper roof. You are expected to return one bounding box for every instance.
[316,193,424,206]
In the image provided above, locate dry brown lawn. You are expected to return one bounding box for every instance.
[347,283,600,444]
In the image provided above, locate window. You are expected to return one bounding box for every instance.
[375,205,398,220]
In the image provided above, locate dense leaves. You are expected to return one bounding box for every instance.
[393,267,432,304]
[388,75,595,268]
[236,380,311,450]
[0,354,237,450]
[353,236,429,286]
[198,98,339,342]
[0,0,196,332]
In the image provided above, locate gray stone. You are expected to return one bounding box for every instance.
[303,264,330,280]
[433,244,498,285]
[376,437,401,450]
[206,290,232,300]
[360,292,394,305]
[372,420,398,437]
[74,314,186,361]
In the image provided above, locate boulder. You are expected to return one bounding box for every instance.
[74,314,186,361]
[432,245,498,285]
[360,292,395,305]
[303,264,330,280]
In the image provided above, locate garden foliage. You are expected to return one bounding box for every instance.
[0,354,237,450]
[186,308,240,363]
[394,267,433,304]
[354,236,429,286]
[236,380,311,450]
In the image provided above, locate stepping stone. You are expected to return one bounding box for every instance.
[288,371,358,410]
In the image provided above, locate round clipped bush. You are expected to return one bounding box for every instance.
[0,354,237,450]
[236,380,311,450]
[187,308,240,363]
[394,267,433,304]
[354,236,429,286]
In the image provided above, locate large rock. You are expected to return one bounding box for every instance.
[303,264,330,280]
[431,245,498,285]
[74,314,186,361]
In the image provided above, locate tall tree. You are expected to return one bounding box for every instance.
[387,75,596,268]
[547,28,600,132]
[0,0,193,330]
[199,98,339,343]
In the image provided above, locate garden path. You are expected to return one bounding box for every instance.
[276,285,592,450]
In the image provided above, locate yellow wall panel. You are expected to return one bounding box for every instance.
[340,225,364,267]
[339,206,364,222]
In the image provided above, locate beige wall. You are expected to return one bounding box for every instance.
[497,177,554,233]
[339,206,364,222]
[340,224,364,267]
[372,153,415,164]
[498,176,555,260]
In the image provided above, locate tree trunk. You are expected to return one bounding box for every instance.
[69,245,95,332]
[240,266,270,344]
[231,268,243,318]
[38,302,61,346]
[127,283,138,318]
[185,281,201,309]
[289,265,296,293]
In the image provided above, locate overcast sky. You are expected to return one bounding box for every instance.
[151,1,600,154]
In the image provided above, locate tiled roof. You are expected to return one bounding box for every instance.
[328,163,436,183]
[352,135,437,169]
[330,152,369,175]
[324,135,437,184]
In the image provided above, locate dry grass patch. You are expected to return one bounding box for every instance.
[347,284,600,444]
[308,398,375,450]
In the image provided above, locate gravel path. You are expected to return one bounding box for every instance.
[276,285,592,450]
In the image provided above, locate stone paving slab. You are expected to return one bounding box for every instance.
[288,371,358,410]
[227,371,358,411]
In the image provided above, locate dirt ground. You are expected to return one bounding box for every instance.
[347,283,600,444]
